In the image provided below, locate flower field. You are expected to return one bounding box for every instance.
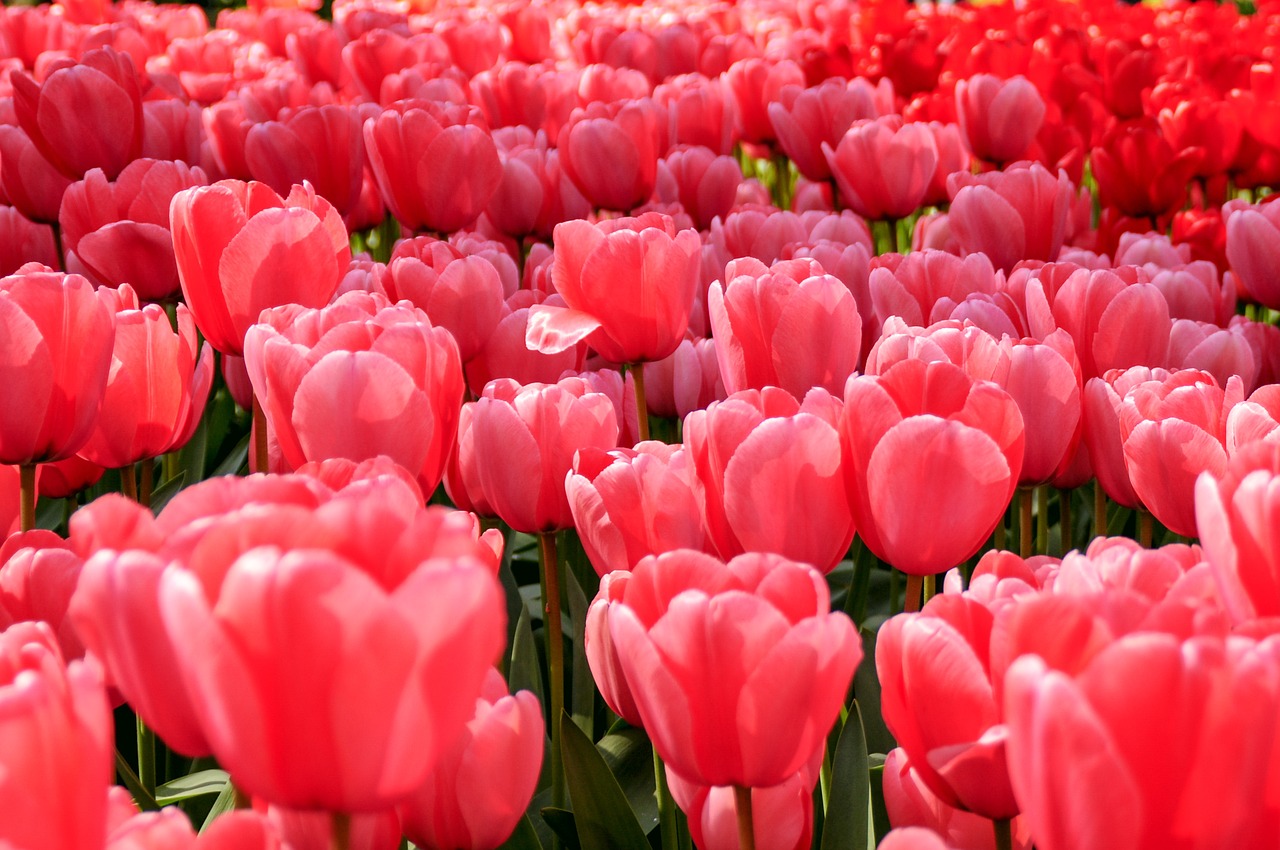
[1,0,1279,847]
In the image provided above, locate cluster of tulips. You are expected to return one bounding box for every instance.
[2,0,1280,846]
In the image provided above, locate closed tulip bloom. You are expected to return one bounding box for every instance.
[1042,267,1171,381]
[883,749,1032,850]
[0,265,115,465]
[880,828,959,850]
[567,442,710,576]
[264,806,399,850]
[653,147,742,231]
[1005,634,1280,850]
[0,531,85,663]
[1118,371,1242,538]
[823,117,938,222]
[557,98,663,212]
[0,207,58,276]
[866,251,1000,344]
[0,621,112,850]
[1083,367,1171,509]
[585,569,645,725]
[609,550,861,788]
[642,336,725,419]
[397,669,543,850]
[58,159,209,300]
[1091,118,1202,220]
[842,360,1025,576]
[654,73,736,156]
[1225,198,1280,310]
[526,213,701,365]
[1196,442,1280,624]
[878,593,1017,819]
[1167,319,1259,394]
[244,291,464,496]
[0,125,75,224]
[464,292,587,396]
[485,128,591,240]
[684,387,854,573]
[724,57,806,145]
[666,760,818,850]
[955,75,1045,165]
[768,76,893,182]
[170,180,350,357]
[709,257,861,398]
[244,104,369,222]
[78,287,213,470]
[464,377,618,533]
[11,47,143,180]
[947,163,1073,273]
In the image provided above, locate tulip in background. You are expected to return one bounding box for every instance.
[954,75,1045,166]
[1224,197,1280,310]
[666,758,820,850]
[823,116,938,225]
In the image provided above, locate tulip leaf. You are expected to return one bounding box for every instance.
[561,713,652,850]
[497,813,544,850]
[149,471,187,514]
[210,433,250,478]
[821,701,870,850]
[564,562,593,739]
[868,755,891,845]
[539,807,581,850]
[855,621,896,755]
[155,769,229,805]
[509,605,546,713]
[199,778,236,832]
[596,728,659,833]
[498,549,525,679]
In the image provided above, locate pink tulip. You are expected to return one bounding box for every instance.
[866,251,1000,346]
[169,180,349,357]
[1167,319,1259,393]
[724,57,805,145]
[484,127,591,239]
[768,76,893,182]
[708,257,861,398]
[397,669,543,850]
[955,75,1045,165]
[244,104,368,221]
[666,760,819,850]
[608,550,861,788]
[653,146,742,231]
[0,530,85,663]
[880,828,961,850]
[947,163,1072,273]
[558,98,663,212]
[243,291,464,496]
[684,387,854,572]
[842,360,1024,576]
[823,117,938,222]
[263,807,399,850]
[654,73,737,156]
[464,291,587,395]
[1225,197,1280,310]
[1040,267,1171,381]
[0,125,75,224]
[641,336,725,420]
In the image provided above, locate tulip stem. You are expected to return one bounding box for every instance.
[18,463,35,533]
[137,715,156,797]
[654,750,679,850]
[1059,488,1072,554]
[1094,480,1106,538]
[903,573,923,613]
[993,817,1012,850]
[630,364,650,442]
[1019,489,1033,557]
[922,574,936,606]
[734,786,756,850]
[252,392,269,474]
[140,461,153,510]
[994,506,1006,550]
[121,464,138,502]
[1037,486,1049,555]
[540,531,566,812]
[1139,509,1154,548]
[331,813,351,850]
[114,747,160,811]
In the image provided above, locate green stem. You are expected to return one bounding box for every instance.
[1094,480,1107,539]
[1059,488,1072,554]
[332,812,351,850]
[18,463,36,533]
[993,817,1012,850]
[1019,488,1033,557]
[922,574,936,606]
[734,786,756,850]
[114,747,160,811]
[847,544,872,627]
[886,218,900,254]
[121,464,138,503]
[252,391,269,475]
[137,715,156,798]
[994,504,1006,550]
[1037,485,1049,555]
[1139,510,1154,548]
[631,364,650,443]
[540,532,566,812]
[903,573,923,614]
[654,750,678,850]
[139,461,153,510]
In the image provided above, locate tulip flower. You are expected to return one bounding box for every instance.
[244,291,465,497]
[947,163,1073,273]
[169,179,349,358]
[244,104,368,221]
[397,669,543,850]
[768,76,892,182]
[1091,117,1202,220]
[557,98,663,212]
[0,125,75,224]
[0,530,85,663]
[724,57,805,145]
[607,550,861,789]
[823,116,938,223]
[955,75,1045,165]
[666,760,819,850]
[0,621,112,850]
[653,146,743,231]
[1039,267,1171,381]
[1225,198,1280,310]
[484,127,591,239]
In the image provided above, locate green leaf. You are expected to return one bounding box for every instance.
[509,605,546,713]
[564,562,593,739]
[156,769,229,805]
[149,471,187,515]
[596,729,659,833]
[868,756,891,846]
[820,701,870,850]
[560,713,651,850]
[210,432,250,479]
[539,807,581,850]
[855,622,895,756]
[496,813,544,850]
[199,778,236,832]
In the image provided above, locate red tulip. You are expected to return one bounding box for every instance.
[0,265,116,465]
[842,360,1024,576]
[724,57,805,145]
[58,159,209,300]
[823,117,937,222]
[397,669,543,850]
[526,213,701,365]
[243,291,464,496]
[169,179,349,357]
[608,550,860,788]
[955,75,1045,165]
[263,807,399,850]
[1091,118,1202,220]
[1005,633,1280,850]
[0,466,18,537]
[363,100,501,234]
[654,73,736,156]
[463,376,618,533]
[0,206,58,275]
[708,257,861,398]
[11,47,144,180]
[0,621,112,850]
[1196,442,1280,624]
[567,442,710,576]
[880,828,960,850]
